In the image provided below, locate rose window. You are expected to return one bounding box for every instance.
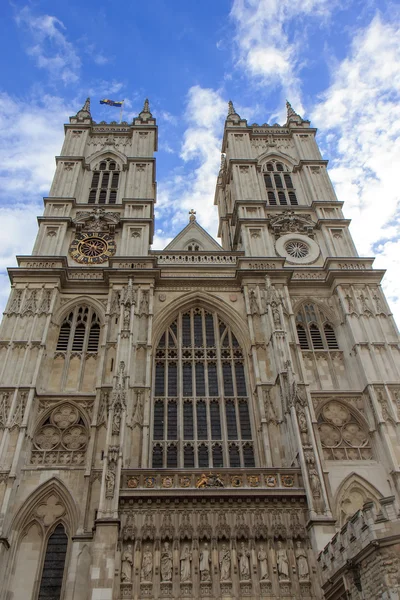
[285,240,309,258]
[317,400,372,460]
[31,403,88,466]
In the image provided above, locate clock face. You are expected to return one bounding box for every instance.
[69,232,116,264]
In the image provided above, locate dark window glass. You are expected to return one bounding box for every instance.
[288,191,298,205]
[111,172,119,187]
[266,163,274,172]
[101,173,110,188]
[310,324,324,350]
[72,323,85,351]
[229,444,240,467]
[235,363,247,396]
[208,363,219,396]
[297,325,309,350]
[99,162,106,171]
[212,444,223,467]
[183,362,192,396]
[197,400,207,440]
[183,402,194,439]
[284,173,293,187]
[210,401,221,439]
[239,400,252,439]
[184,444,194,467]
[38,524,68,600]
[91,172,100,187]
[152,444,163,468]
[167,445,177,468]
[168,362,177,396]
[56,322,71,351]
[278,191,287,205]
[205,313,215,346]
[182,313,191,346]
[109,190,117,204]
[198,444,209,468]
[264,174,273,188]
[274,174,283,188]
[226,400,238,439]
[88,190,97,204]
[194,313,203,346]
[195,363,205,396]
[153,400,164,440]
[158,333,166,348]
[223,363,234,396]
[99,190,107,204]
[87,324,100,352]
[267,191,277,205]
[155,363,165,396]
[243,443,255,467]
[276,163,284,172]
[324,324,339,349]
[167,401,177,440]
[109,162,116,171]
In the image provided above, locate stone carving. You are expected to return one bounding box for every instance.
[358,292,371,314]
[132,389,144,427]
[73,207,120,233]
[141,546,153,581]
[199,543,211,581]
[373,292,384,314]
[263,389,277,423]
[110,291,120,315]
[267,211,315,239]
[139,291,149,316]
[122,512,136,542]
[35,494,65,526]
[157,254,236,265]
[8,290,22,314]
[120,278,136,307]
[105,462,116,498]
[110,362,126,435]
[238,542,251,580]
[264,276,282,327]
[248,288,259,315]
[121,544,133,582]
[21,290,37,315]
[219,544,231,581]
[295,541,309,579]
[160,542,173,582]
[196,472,224,488]
[309,468,322,498]
[0,392,10,428]
[377,390,390,421]
[276,541,289,580]
[180,544,192,582]
[345,293,355,313]
[258,545,269,580]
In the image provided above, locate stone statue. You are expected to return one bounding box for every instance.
[105,466,115,498]
[199,542,211,581]
[276,541,289,580]
[139,291,149,316]
[180,544,192,582]
[238,542,250,580]
[123,305,130,329]
[249,289,259,315]
[160,542,173,582]
[295,541,309,580]
[258,545,269,580]
[219,543,231,581]
[309,468,322,498]
[141,546,153,581]
[121,544,133,583]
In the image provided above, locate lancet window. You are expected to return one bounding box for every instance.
[263,161,298,206]
[88,158,120,204]
[37,524,68,600]
[56,306,100,354]
[317,401,372,460]
[295,303,339,351]
[152,308,255,468]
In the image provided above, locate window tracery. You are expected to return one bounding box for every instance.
[152,308,255,468]
[263,161,298,206]
[317,401,372,460]
[31,403,88,466]
[56,306,100,355]
[88,157,120,204]
[38,523,68,600]
[295,303,339,351]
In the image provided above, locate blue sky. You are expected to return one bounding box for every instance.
[1,0,400,322]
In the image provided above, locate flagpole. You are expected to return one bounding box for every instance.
[119,101,124,124]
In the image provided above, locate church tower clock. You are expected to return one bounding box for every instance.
[0,97,399,600]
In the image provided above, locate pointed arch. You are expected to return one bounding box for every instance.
[257,150,298,168]
[86,148,127,168]
[334,473,382,526]
[291,298,338,326]
[53,297,105,327]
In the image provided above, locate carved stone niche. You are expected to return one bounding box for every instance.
[72,207,120,234]
[267,211,316,239]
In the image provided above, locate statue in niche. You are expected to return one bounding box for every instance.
[180,544,192,582]
[258,545,269,581]
[199,542,211,581]
[132,390,144,427]
[123,305,130,329]
[276,541,289,580]
[238,542,251,580]
[141,546,153,581]
[309,468,322,498]
[263,389,277,424]
[105,465,116,498]
[295,541,309,580]
[160,542,173,582]
[121,544,133,583]
[139,291,149,316]
[249,289,259,315]
[219,543,231,581]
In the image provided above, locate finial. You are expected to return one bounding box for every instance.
[143,98,150,113]
[74,97,91,119]
[226,100,241,122]
[286,100,302,124]
[82,97,90,112]
[189,209,196,222]
[220,153,226,170]
[138,98,152,120]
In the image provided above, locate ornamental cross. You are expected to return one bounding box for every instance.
[189,209,196,222]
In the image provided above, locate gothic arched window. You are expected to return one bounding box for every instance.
[317,401,372,461]
[295,303,339,350]
[38,523,68,600]
[263,161,298,206]
[88,158,120,204]
[56,306,100,354]
[152,308,255,468]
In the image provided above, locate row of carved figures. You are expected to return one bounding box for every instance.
[121,540,309,585]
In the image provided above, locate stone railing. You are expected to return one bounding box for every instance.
[121,468,302,493]
[156,254,237,265]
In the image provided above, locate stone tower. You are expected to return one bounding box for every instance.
[0,97,399,600]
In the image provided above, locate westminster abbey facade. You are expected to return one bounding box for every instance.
[0,97,399,600]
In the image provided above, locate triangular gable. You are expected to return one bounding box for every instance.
[163,220,223,251]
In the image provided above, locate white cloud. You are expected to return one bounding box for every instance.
[15,7,81,84]
[312,15,400,323]
[156,86,227,237]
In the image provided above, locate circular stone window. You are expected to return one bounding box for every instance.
[275,233,320,264]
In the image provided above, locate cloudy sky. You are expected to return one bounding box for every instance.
[1,0,400,323]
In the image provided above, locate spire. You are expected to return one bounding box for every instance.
[74,97,91,120]
[138,98,152,120]
[286,100,302,125]
[226,100,241,122]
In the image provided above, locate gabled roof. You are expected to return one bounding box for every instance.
[163,219,223,251]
